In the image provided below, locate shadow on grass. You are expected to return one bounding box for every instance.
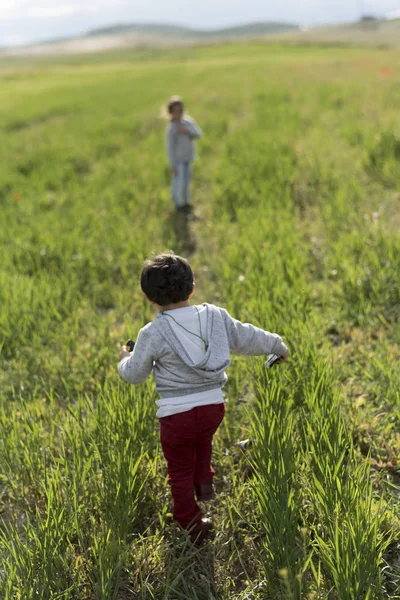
[164,210,197,257]
[129,524,219,598]
[160,534,218,599]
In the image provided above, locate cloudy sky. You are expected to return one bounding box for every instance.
[1,0,399,47]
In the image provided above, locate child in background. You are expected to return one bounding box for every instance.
[118,253,289,544]
[165,96,202,214]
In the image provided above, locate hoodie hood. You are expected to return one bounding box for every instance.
[153,304,231,380]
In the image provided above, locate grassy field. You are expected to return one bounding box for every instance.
[1,42,400,599]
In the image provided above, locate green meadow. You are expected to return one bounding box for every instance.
[1,42,400,599]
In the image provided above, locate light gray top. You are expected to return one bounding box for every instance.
[166,116,202,167]
[118,303,288,399]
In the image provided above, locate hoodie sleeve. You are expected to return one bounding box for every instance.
[166,124,177,167]
[118,327,155,384]
[220,308,288,357]
[183,117,202,140]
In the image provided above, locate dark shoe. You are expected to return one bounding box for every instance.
[195,482,215,502]
[188,518,213,545]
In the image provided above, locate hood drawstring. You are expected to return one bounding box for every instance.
[161,306,209,352]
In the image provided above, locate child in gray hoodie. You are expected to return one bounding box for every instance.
[118,253,288,543]
[165,96,202,213]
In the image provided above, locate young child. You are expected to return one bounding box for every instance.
[118,253,289,543]
[165,96,202,214]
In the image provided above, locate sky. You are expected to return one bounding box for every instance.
[1,0,400,47]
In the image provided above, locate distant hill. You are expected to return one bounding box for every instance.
[86,22,299,39]
[3,17,400,58]
[0,21,300,57]
[278,16,400,46]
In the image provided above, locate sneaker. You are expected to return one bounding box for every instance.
[188,518,214,545]
[195,482,215,502]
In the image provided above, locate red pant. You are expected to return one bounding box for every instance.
[160,403,225,528]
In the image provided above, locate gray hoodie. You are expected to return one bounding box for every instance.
[118,303,287,399]
[166,117,202,167]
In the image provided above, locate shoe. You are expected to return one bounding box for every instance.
[195,482,215,502]
[188,518,214,545]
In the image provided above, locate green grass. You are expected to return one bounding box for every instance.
[1,42,400,599]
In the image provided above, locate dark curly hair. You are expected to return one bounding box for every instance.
[140,253,194,306]
[167,95,184,115]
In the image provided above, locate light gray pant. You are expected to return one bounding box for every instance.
[172,162,192,208]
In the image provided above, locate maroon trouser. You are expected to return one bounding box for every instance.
[160,403,225,528]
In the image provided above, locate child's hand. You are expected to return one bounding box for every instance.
[179,125,189,134]
[280,350,289,362]
[119,346,131,361]
[171,167,178,176]
[281,348,289,362]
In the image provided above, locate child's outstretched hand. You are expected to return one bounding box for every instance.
[179,124,189,134]
[119,346,131,361]
[281,348,289,362]
[276,349,289,364]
